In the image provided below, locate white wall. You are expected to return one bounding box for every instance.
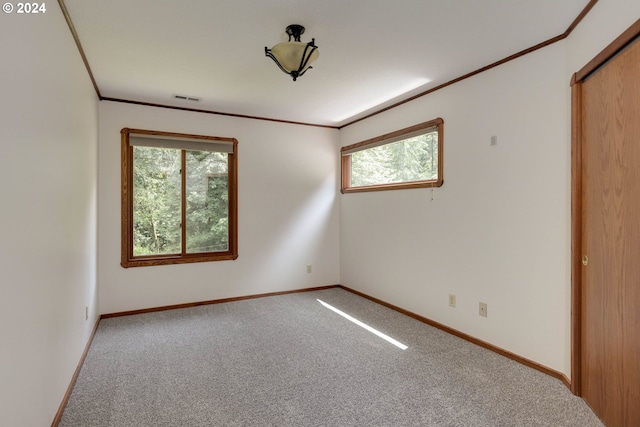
[339,0,640,378]
[567,0,640,74]
[98,102,340,313]
[340,42,572,374]
[0,7,99,427]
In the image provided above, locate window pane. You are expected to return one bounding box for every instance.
[133,147,181,255]
[350,131,438,187]
[185,151,229,253]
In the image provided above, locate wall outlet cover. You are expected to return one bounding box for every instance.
[479,302,488,317]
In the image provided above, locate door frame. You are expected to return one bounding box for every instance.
[570,19,640,396]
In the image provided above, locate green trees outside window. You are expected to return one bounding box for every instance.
[121,128,238,268]
[133,148,229,256]
[341,118,444,193]
[350,132,438,187]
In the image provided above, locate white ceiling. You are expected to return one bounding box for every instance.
[63,0,590,128]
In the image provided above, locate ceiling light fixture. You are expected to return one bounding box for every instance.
[265,25,319,82]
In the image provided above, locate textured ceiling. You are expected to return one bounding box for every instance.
[63,0,591,127]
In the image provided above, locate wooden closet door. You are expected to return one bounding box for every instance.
[580,36,640,427]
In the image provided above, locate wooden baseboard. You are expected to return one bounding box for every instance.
[51,317,101,427]
[101,285,341,319]
[560,373,571,389]
[337,285,572,389]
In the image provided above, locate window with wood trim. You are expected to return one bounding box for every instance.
[341,118,443,193]
[121,128,238,268]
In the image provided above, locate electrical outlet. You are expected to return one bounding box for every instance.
[479,302,488,317]
[307,264,312,274]
[448,294,456,307]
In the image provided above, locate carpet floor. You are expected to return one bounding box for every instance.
[59,288,603,426]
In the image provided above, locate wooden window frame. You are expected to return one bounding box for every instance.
[341,118,444,193]
[121,128,238,268]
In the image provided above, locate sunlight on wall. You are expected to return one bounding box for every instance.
[257,172,337,282]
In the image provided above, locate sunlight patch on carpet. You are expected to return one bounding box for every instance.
[317,299,408,350]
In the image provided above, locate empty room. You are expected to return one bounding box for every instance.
[1,0,639,426]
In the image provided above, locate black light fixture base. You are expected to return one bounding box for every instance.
[285,25,305,42]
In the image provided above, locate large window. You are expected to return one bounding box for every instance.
[341,118,443,193]
[121,128,238,268]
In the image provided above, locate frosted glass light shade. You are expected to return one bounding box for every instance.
[270,41,319,73]
[265,25,319,81]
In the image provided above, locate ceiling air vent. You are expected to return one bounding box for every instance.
[172,94,202,102]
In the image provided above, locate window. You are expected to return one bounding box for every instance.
[341,118,443,193]
[121,128,238,268]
